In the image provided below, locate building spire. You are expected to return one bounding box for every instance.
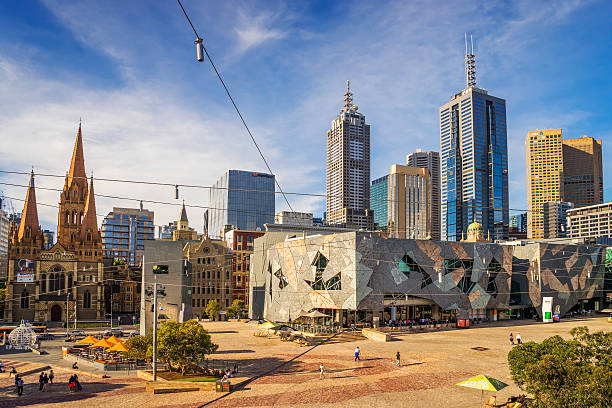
[18,170,40,240]
[179,200,188,223]
[465,32,476,89]
[67,122,87,188]
[342,80,354,112]
[80,175,99,241]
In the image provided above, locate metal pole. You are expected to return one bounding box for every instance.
[152,275,158,381]
[110,290,113,329]
[65,290,69,335]
[74,292,77,329]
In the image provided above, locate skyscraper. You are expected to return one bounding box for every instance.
[526,129,564,239]
[326,81,373,230]
[101,207,154,266]
[562,136,603,208]
[388,165,430,239]
[440,35,509,241]
[543,201,573,239]
[207,170,275,239]
[370,175,388,230]
[407,149,440,240]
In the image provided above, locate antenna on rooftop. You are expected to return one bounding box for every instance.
[342,80,354,113]
[465,32,476,89]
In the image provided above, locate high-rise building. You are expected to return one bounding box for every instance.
[370,175,389,230]
[326,81,373,230]
[440,36,509,241]
[543,201,573,239]
[562,136,603,208]
[0,207,9,279]
[407,149,441,240]
[510,213,527,233]
[567,202,612,239]
[101,207,154,266]
[388,165,430,239]
[207,170,275,239]
[526,129,564,239]
[274,211,313,226]
[224,228,265,304]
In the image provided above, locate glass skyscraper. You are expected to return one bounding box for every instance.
[440,37,509,241]
[207,170,275,238]
[101,207,154,266]
[370,175,388,230]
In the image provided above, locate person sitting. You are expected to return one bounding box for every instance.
[72,362,78,370]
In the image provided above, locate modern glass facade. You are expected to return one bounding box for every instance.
[371,175,388,229]
[440,87,509,241]
[101,207,154,266]
[207,170,275,239]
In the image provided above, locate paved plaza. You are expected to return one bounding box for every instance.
[0,317,609,407]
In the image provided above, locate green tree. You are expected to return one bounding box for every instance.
[205,300,222,321]
[113,259,126,266]
[226,299,246,319]
[157,320,218,374]
[507,326,612,408]
[124,331,153,363]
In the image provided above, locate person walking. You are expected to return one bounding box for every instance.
[319,364,325,380]
[354,346,361,361]
[509,332,514,345]
[42,373,49,392]
[38,372,44,391]
[14,374,19,394]
[49,369,54,384]
[396,351,401,367]
[75,373,82,391]
[9,366,17,377]
[516,333,522,345]
[68,375,76,393]
[17,376,24,396]
[0,361,5,372]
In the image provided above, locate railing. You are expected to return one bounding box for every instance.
[289,324,342,334]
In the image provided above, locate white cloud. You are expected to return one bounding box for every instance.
[234,10,288,56]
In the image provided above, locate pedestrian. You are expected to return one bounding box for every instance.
[354,346,361,361]
[42,372,49,391]
[516,333,522,345]
[17,376,24,396]
[0,361,4,372]
[319,364,325,380]
[14,374,19,393]
[68,375,76,393]
[396,351,401,367]
[75,374,82,391]
[49,369,54,384]
[39,372,44,391]
[509,332,514,345]
[9,366,16,377]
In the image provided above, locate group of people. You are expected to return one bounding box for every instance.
[37,370,54,391]
[509,332,523,345]
[386,318,442,328]
[68,374,83,392]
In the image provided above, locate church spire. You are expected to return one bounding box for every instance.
[67,122,87,188]
[18,170,41,240]
[179,200,188,223]
[80,176,99,241]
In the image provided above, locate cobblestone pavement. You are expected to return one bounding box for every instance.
[0,317,609,407]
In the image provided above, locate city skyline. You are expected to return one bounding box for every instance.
[0,1,611,233]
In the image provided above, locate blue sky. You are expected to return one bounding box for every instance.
[0,0,611,233]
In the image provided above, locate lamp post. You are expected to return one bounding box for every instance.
[152,275,158,381]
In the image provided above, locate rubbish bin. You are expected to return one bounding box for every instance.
[216,379,231,392]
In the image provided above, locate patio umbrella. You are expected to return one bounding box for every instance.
[89,338,113,348]
[457,374,508,400]
[108,342,128,352]
[106,335,123,345]
[76,335,98,344]
[257,321,276,329]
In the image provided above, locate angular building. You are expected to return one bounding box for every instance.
[562,136,603,208]
[326,81,374,230]
[526,129,564,239]
[407,150,441,240]
[101,207,154,266]
[5,124,105,322]
[388,165,430,239]
[207,170,275,239]
[440,36,509,241]
[370,175,389,230]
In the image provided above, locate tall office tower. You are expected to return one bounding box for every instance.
[101,207,155,266]
[407,149,441,240]
[543,201,573,239]
[526,129,564,239]
[370,175,389,230]
[388,165,430,239]
[562,136,603,208]
[326,81,374,230]
[0,207,8,279]
[207,170,275,239]
[440,35,509,241]
[510,213,527,233]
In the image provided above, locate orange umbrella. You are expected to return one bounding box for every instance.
[108,342,128,352]
[76,335,98,344]
[89,338,113,348]
[106,336,123,345]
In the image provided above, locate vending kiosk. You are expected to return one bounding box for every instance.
[542,297,553,323]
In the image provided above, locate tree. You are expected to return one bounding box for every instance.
[226,299,246,319]
[157,320,218,374]
[205,300,222,321]
[113,259,126,266]
[124,331,153,363]
[507,326,612,408]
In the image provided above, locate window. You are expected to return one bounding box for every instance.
[83,291,91,309]
[398,254,424,278]
[41,274,46,292]
[20,290,29,309]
